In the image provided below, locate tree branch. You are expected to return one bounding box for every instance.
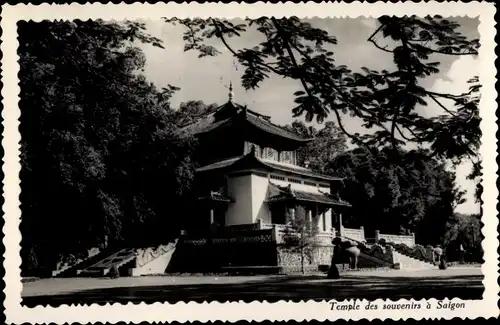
[394,124,414,142]
[270,18,316,100]
[330,104,375,153]
[211,19,284,76]
[428,93,458,117]
[407,42,478,56]
[367,23,394,53]
[270,18,387,153]
[427,89,477,100]
[367,23,385,43]
[286,35,392,134]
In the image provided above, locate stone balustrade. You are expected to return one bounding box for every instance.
[261,221,335,245]
[225,222,261,232]
[315,230,336,246]
[340,226,366,243]
[375,230,415,247]
[228,221,417,248]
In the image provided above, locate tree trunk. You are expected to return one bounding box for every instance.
[301,246,305,274]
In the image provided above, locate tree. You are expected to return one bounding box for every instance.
[174,100,218,126]
[327,148,463,245]
[166,16,481,185]
[19,20,195,273]
[281,206,319,274]
[284,120,348,171]
[164,16,483,247]
[443,213,483,262]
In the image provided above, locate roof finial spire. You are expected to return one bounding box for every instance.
[228,81,234,102]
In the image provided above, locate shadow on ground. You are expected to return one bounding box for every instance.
[22,274,484,307]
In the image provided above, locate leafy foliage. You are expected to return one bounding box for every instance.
[173,100,218,126]
[282,120,467,246]
[281,206,319,274]
[327,148,465,245]
[19,20,195,273]
[284,120,348,172]
[168,16,482,245]
[166,16,481,181]
[443,213,483,262]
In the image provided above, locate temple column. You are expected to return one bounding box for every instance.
[315,204,320,232]
[210,208,215,225]
[339,212,343,237]
[290,206,296,223]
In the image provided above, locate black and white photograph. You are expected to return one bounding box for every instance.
[2,2,498,323]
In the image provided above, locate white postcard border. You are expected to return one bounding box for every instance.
[1,2,498,323]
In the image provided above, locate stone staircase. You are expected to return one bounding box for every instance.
[337,235,436,270]
[392,251,435,270]
[357,251,394,268]
[51,250,101,278]
[77,248,137,277]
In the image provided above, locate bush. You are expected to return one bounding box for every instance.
[378,238,386,246]
[357,242,368,252]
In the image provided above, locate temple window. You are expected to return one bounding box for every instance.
[288,177,302,184]
[263,147,279,161]
[270,174,285,181]
[281,151,293,164]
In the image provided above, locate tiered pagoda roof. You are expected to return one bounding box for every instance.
[266,182,351,207]
[183,85,342,182]
[196,150,342,182]
[179,100,313,147]
[197,191,234,203]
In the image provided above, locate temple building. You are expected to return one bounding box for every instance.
[45,86,424,278]
[180,84,351,237]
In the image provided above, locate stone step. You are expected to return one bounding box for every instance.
[392,251,434,270]
[77,248,137,277]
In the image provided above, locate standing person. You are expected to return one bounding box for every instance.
[434,244,448,270]
[433,245,443,265]
[459,244,465,264]
[327,238,341,279]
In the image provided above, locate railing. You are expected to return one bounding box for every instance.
[261,223,290,232]
[225,223,261,232]
[223,222,416,247]
[261,221,336,244]
[376,230,415,247]
[341,226,366,243]
[315,231,336,245]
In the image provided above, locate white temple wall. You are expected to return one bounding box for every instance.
[226,174,254,225]
[227,171,335,227]
[252,174,271,224]
[251,172,333,226]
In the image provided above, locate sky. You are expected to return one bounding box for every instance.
[137,17,480,215]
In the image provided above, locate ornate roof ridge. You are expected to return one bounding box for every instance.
[179,99,313,143]
[244,111,313,142]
